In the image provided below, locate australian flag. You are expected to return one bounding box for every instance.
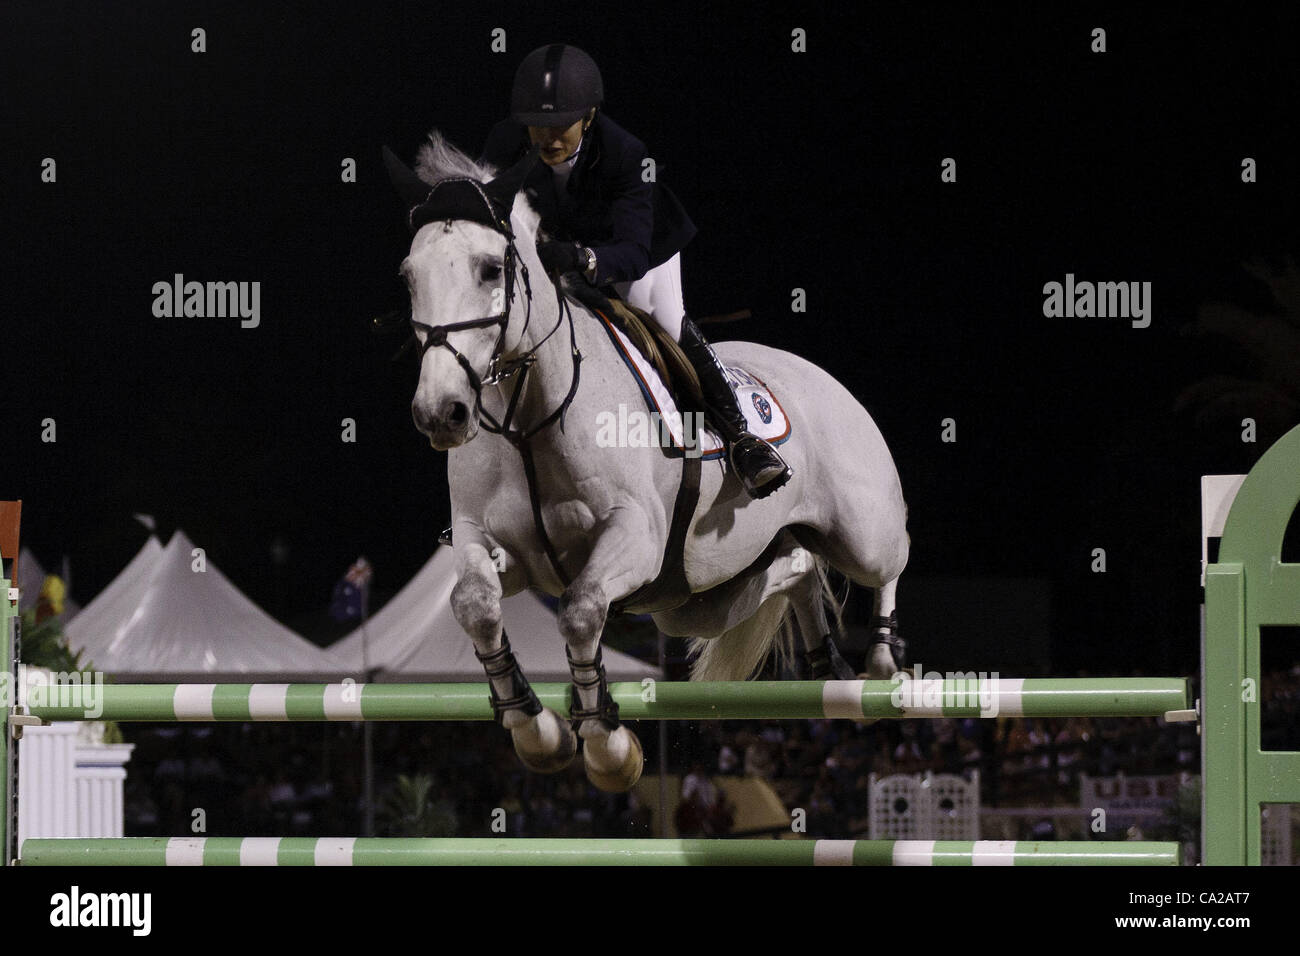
[329,556,373,622]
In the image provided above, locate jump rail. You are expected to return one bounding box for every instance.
[18,837,1181,866]
[15,677,1191,723]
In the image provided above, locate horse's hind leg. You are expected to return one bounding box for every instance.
[788,563,855,679]
[864,576,906,679]
[452,541,575,773]
[797,479,909,680]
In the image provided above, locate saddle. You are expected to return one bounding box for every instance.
[560,276,702,411]
[561,276,790,461]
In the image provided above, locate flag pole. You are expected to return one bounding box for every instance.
[361,580,375,838]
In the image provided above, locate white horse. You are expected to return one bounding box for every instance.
[385,132,909,793]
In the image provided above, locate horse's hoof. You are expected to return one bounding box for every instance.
[583,726,644,793]
[512,707,577,774]
[863,642,900,680]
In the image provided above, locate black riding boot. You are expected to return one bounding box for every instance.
[678,316,792,499]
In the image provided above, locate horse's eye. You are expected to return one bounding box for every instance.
[480,263,502,283]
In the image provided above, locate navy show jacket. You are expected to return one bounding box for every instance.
[479,113,697,287]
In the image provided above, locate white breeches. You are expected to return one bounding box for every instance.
[614,252,685,342]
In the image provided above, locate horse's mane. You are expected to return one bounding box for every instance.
[412,129,541,244]
[413,130,493,186]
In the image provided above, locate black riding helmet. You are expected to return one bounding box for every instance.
[511,43,603,128]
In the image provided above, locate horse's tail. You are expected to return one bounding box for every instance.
[812,554,851,639]
[686,555,846,681]
[687,594,791,682]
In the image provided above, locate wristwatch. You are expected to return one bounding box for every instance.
[582,247,597,281]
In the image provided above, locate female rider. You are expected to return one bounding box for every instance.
[479,43,790,499]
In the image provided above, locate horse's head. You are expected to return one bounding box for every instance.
[385,132,542,449]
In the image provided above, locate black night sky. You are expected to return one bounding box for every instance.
[5,3,1299,677]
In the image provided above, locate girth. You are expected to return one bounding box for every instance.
[609,453,701,615]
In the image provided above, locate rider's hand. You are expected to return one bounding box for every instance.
[536,239,587,276]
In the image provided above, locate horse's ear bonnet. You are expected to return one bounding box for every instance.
[382,144,540,237]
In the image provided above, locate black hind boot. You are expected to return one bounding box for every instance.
[805,634,856,680]
[678,316,791,499]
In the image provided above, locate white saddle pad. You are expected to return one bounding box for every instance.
[598,313,791,460]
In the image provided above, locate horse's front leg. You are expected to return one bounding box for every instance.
[560,511,658,793]
[451,538,576,774]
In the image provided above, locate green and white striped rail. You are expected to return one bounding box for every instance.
[18,837,1181,866]
[19,677,1192,722]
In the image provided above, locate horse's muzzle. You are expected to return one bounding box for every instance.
[412,398,477,449]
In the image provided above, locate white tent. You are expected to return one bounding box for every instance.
[326,546,660,682]
[65,531,341,681]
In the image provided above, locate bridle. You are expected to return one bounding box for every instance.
[406,164,583,443]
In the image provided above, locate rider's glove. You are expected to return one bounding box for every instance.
[537,239,590,278]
